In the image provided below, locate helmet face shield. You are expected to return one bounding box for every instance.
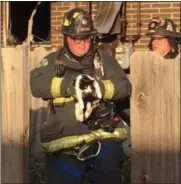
[62,8,98,37]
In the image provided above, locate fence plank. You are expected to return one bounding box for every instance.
[2,46,27,183]
[1,44,55,183]
[130,51,180,183]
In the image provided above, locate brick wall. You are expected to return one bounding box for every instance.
[126,1,181,50]
[51,1,181,50]
[1,2,180,49]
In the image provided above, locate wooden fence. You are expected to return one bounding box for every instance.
[130,51,180,183]
[1,43,55,183]
[1,45,180,183]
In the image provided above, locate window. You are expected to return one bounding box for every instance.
[8,1,50,45]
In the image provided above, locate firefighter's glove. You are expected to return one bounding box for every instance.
[74,74,102,122]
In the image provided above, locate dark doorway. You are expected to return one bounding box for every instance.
[10,1,50,43]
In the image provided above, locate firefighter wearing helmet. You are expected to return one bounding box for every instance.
[61,8,97,37]
[30,7,131,184]
[146,17,181,58]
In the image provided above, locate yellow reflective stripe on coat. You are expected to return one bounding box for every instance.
[41,128,128,153]
[51,77,63,98]
[102,80,114,99]
[53,96,74,104]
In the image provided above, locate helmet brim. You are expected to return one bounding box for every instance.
[145,32,164,37]
[62,29,98,38]
[146,31,181,39]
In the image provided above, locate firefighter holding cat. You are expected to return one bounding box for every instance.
[30,8,131,184]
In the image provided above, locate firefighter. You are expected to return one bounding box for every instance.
[30,8,131,184]
[146,17,181,59]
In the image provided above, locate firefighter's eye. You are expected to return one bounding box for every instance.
[71,36,91,43]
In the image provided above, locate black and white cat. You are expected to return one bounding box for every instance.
[74,74,102,122]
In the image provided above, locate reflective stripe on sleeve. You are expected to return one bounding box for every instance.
[41,128,128,153]
[53,96,74,104]
[102,80,114,99]
[51,77,63,98]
